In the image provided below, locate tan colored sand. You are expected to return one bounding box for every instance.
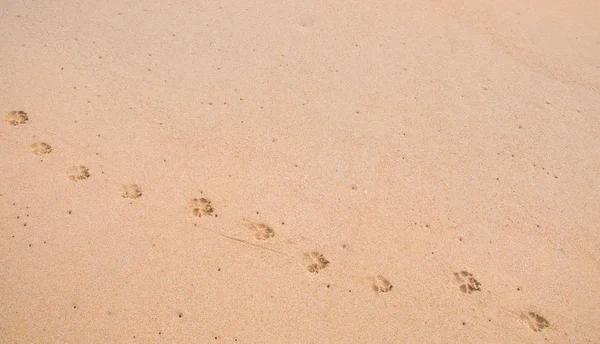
[1,1,599,343]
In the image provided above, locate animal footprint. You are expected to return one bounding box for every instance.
[241,220,275,240]
[521,312,550,332]
[66,166,90,181]
[3,110,28,126]
[370,275,393,293]
[302,251,330,273]
[453,271,481,294]
[29,142,52,155]
[122,184,142,199]
[187,198,214,217]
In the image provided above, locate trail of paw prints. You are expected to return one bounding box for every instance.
[240,220,275,240]
[29,142,52,155]
[66,166,90,181]
[302,251,330,273]
[453,271,481,294]
[521,312,550,332]
[122,184,142,199]
[187,198,214,217]
[3,110,28,126]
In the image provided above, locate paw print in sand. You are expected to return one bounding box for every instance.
[453,271,481,294]
[241,220,275,240]
[187,198,214,217]
[370,275,393,293]
[4,110,28,126]
[67,166,90,181]
[302,251,330,273]
[521,312,550,332]
[122,184,142,199]
[29,142,52,155]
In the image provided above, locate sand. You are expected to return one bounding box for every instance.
[1,1,599,343]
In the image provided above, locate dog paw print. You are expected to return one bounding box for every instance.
[187,198,214,217]
[302,251,330,273]
[453,271,481,294]
[4,110,28,126]
[521,312,550,332]
[29,142,52,155]
[241,220,275,240]
[122,184,142,199]
[67,166,90,181]
[370,275,393,293]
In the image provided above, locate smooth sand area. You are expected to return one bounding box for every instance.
[1,1,599,343]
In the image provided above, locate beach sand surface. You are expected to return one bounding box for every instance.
[1,1,599,343]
